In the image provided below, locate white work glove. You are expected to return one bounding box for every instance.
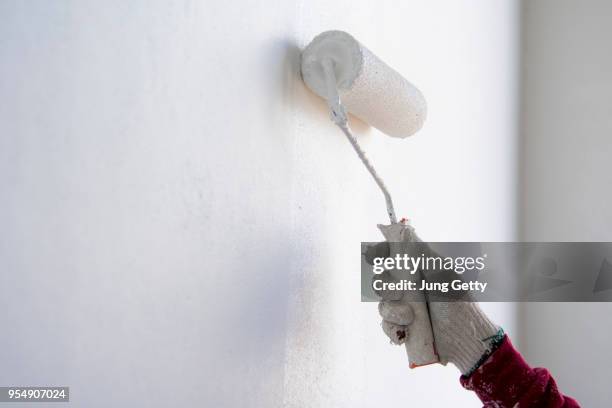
[380,300,500,375]
[374,223,502,375]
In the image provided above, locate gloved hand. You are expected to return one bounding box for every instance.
[375,223,502,375]
[380,300,500,375]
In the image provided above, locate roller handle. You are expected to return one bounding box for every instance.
[398,293,438,368]
[378,223,439,368]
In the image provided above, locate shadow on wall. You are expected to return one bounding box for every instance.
[203,231,294,404]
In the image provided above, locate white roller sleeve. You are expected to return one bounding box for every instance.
[378,223,439,368]
[301,30,427,138]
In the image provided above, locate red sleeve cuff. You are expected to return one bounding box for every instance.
[459,335,580,407]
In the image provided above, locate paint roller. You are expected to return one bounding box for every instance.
[300,30,439,368]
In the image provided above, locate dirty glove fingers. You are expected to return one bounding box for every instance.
[381,320,409,345]
[379,300,414,325]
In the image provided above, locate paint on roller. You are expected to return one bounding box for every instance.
[301,30,427,138]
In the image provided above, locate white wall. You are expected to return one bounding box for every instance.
[520,1,612,406]
[0,1,518,407]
